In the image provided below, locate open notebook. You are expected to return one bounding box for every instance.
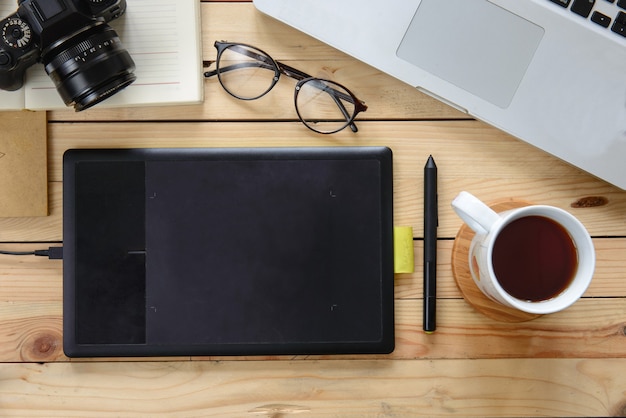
[0,0,202,111]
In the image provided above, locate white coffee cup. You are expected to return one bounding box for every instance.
[451,191,595,314]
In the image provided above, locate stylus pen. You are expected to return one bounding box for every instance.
[423,155,438,333]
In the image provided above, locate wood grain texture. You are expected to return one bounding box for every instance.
[1,2,626,415]
[1,359,625,417]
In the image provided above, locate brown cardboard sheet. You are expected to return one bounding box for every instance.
[0,111,47,217]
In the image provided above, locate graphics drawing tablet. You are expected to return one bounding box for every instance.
[62,147,394,357]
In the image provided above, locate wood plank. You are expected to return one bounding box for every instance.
[47,2,464,122]
[0,359,625,417]
[47,121,583,181]
[1,117,624,283]
[1,293,624,363]
[34,120,626,239]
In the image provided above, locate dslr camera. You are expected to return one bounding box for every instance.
[0,0,136,111]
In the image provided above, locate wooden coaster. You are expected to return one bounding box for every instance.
[451,199,541,322]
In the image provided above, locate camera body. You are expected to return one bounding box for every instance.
[0,0,135,111]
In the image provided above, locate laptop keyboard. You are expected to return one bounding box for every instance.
[548,0,626,38]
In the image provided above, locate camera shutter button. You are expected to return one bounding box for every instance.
[0,52,10,66]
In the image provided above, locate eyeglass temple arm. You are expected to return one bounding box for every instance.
[204,61,275,78]
[203,46,313,82]
[205,44,277,78]
[278,62,364,133]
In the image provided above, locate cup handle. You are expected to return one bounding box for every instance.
[451,191,501,235]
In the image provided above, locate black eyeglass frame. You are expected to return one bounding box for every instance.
[204,41,368,134]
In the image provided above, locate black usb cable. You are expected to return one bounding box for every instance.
[0,246,63,259]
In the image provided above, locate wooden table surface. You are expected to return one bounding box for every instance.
[1,1,625,416]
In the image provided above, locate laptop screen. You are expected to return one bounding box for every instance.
[63,147,394,357]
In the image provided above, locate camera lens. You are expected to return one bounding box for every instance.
[43,21,136,111]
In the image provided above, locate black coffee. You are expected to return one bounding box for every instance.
[492,215,577,302]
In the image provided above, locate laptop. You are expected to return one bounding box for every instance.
[253,0,626,189]
[62,147,394,357]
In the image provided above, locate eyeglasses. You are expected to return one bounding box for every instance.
[204,41,368,134]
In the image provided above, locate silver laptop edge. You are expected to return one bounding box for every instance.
[254,0,626,189]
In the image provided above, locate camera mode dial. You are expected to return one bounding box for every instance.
[1,18,32,49]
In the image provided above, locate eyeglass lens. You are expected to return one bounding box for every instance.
[296,79,358,134]
[217,44,278,100]
[216,43,361,134]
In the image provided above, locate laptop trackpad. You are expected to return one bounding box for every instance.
[396,0,544,108]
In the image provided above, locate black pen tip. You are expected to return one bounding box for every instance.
[426,155,436,168]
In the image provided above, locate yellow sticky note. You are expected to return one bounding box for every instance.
[394,227,414,273]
